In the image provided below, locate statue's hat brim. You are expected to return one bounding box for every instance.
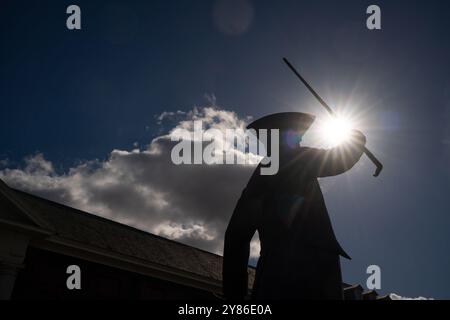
[246,112,315,135]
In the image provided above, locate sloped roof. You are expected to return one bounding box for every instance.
[0,179,255,290]
[0,179,47,228]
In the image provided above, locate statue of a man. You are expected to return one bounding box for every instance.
[223,112,366,300]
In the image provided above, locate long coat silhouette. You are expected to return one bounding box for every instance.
[223,126,366,300]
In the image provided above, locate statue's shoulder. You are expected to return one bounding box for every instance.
[243,164,273,197]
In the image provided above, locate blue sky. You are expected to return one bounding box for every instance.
[1,0,450,299]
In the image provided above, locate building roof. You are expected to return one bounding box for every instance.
[0,179,254,294]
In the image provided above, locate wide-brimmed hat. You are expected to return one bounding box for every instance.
[247,112,315,135]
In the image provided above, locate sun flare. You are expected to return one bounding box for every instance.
[320,116,354,146]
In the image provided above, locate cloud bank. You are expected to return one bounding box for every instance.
[389,293,433,300]
[0,106,261,257]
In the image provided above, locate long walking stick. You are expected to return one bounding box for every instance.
[283,58,383,177]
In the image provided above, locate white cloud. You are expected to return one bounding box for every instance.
[389,293,434,300]
[154,223,217,242]
[250,233,261,259]
[0,106,257,255]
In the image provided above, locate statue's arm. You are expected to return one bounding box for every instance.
[223,190,260,300]
[304,130,367,177]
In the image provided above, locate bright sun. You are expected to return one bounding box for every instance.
[320,116,354,146]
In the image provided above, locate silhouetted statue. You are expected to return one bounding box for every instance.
[223,112,366,300]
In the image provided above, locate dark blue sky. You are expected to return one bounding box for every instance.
[1,0,450,298]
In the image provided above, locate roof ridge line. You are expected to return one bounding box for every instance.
[12,187,227,260]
